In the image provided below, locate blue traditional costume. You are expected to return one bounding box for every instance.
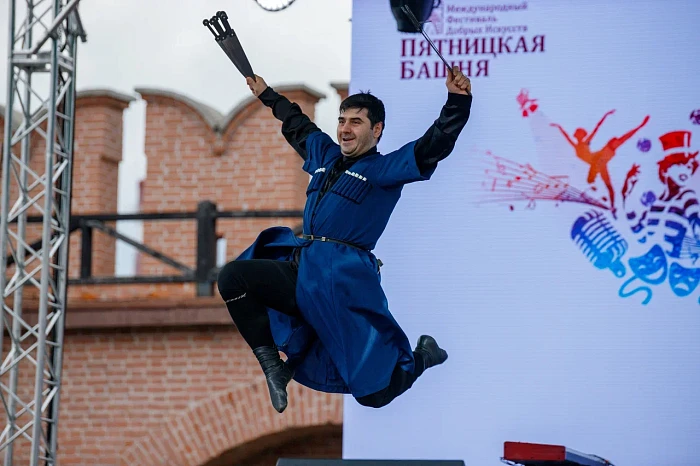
[218,85,472,412]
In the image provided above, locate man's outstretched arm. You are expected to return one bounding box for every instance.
[413,66,472,174]
[246,75,321,161]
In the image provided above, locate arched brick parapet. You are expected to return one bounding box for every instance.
[119,379,343,466]
[219,84,324,141]
[201,424,342,466]
[132,84,325,283]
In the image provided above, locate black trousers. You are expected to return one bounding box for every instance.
[217,257,427,408]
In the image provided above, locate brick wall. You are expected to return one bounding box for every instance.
[0,326,343,466]
[69,91,134,278]
[135,87,323,289]
[237,427,342,465]
[1,91,133,304]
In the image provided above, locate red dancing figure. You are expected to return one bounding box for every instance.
[551,110,649,217]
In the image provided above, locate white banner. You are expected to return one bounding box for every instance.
[343,1,700,465]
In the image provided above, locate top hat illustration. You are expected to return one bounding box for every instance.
[657,130,699,184]
[659,130,698,160]
[390,0,441,33]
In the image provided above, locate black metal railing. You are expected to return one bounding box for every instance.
[5,201,303,296]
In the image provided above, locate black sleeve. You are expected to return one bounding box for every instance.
[258,86,322,161]
[413,93,473,174]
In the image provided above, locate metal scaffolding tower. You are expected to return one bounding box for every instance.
[0,0,85,464]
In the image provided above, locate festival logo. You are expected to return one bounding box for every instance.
[473,90,700,306]
[423,0,445,35]
[396,1,541,80]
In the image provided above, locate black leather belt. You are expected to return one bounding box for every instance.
[300,234,382,269]
[302,234,368,251]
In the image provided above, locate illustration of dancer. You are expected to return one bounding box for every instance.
[551,110,650,217]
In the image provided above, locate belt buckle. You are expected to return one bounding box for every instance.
[320,236,328,242]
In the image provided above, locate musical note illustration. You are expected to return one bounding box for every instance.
[471,151,610,210]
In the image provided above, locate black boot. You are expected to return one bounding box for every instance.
[253,346,294,413]
[414,335,448,371]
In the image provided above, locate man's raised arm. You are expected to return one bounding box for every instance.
[246,75,321,161]
[413,66,472,174]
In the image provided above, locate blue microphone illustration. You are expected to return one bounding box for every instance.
[571,210,628,278]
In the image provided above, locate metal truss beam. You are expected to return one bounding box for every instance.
[0,0,85,464]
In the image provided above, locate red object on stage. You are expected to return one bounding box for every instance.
[502,441,614,466]
[504,442,567,461]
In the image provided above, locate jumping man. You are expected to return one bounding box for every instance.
[217,66,473,413]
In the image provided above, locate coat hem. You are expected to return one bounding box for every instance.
[292,374,350,395]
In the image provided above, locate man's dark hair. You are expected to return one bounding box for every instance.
[339,91,386,140]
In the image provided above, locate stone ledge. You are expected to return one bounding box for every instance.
[76,88,137,105]
[18,297,230,331]
[330,81,349,92]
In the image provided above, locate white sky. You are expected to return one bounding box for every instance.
[0,0,352,273]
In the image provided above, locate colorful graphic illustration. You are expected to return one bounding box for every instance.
[423,0,445,35]
[475,90,700,305]
[637,138,652,152]
[476,151,608,211]
[550,110,650,217]
[691,109,700,125]
[516,89,539,117]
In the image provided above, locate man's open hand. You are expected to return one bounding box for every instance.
[246,75,268,97]
[446,66,471,95]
